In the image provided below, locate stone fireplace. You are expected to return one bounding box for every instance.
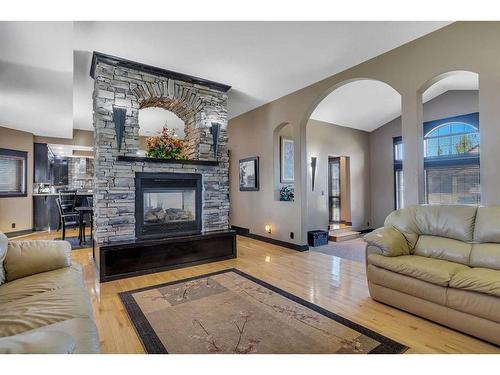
[90,52,231,245]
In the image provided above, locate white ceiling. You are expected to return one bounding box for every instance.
[0,21,451,138]
[310,71,479,131]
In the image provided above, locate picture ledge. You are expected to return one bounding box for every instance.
[117,155,219,166]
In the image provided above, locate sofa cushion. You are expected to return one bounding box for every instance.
[414,235,472,265]
[0,330,75,354]
[474,206,500,243]
[0,232,7,286]
[447,288,500,324]
[450,268,500,297]
[414,205,477,242]
[469,243,500,271]
[5,240,71,282]
[0,285,94,337]
[0,264,83,305]
[367,253,469,287]
[367,264,447,305]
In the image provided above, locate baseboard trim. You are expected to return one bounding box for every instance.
[4,229,35,238]
[231,225,309,252]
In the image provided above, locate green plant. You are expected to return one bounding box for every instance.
[279,185,294,201]
[145,127,186,160]
[455,135,473,154]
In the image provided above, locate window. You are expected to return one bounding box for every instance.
[423,113,480,205]
[0,148,27,197]
[393,136,404,209]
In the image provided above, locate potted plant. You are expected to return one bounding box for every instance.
[279,185,294,201]
[145,127,186,160]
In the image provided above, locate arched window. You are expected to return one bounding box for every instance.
[423,113,480,205]
[424,121,479,158]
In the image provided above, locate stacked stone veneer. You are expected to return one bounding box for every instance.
[92,60,229,244]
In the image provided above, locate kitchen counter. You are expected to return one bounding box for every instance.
[33,193,93,231]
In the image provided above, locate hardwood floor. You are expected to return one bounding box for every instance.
[11,229,500,354]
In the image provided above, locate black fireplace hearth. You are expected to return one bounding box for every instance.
[135,172,202,239]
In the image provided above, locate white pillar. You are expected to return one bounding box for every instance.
[479,71,500,205]
[401,90,424,206]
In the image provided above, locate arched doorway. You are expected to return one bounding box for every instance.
[302,78,402,239]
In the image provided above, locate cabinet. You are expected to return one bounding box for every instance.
[33,195,59,231]
[51,158,69,186]
[34,143,49,183]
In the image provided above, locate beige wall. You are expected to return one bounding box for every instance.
[228,22,500,245]
[369,90,479,228]
[306,119,370,231]
[0,126,34,233]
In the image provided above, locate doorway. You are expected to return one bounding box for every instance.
[328,156,351,224]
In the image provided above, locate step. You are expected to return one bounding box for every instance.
[328,224,353,234]
[328,230,361,242]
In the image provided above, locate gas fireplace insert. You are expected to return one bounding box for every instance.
[135,172,202,239]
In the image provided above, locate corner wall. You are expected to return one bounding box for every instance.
[0,126,34,233]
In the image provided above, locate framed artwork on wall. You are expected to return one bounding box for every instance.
[280,137,294,183]
[239,156,259,191]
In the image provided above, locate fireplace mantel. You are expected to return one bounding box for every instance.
[117,155,219,166]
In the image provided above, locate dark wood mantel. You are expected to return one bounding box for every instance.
[116,155,219,166]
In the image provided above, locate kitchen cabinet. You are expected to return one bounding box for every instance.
[34,143,50,183]
[51,158,69,186]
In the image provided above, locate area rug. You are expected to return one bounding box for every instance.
[53,236,91,250]
[119,269,407,354]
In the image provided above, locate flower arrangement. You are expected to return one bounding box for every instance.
[145,127,186,160]
[279,185,295,201]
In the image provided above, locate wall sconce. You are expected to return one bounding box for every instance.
[311,156,317,191]
[112,106,127,152]
[210,122,221,159]
[264,224,272,234]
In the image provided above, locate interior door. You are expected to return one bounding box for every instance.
[328,157,341,223]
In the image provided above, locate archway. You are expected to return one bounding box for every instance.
[301,78,402,239]
[418,70,480,205]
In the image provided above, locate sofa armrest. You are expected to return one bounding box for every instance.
[4,240,71,282]
[364,227,410,257]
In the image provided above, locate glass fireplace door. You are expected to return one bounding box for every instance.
[143,188,196,225]
[135,172,202,239]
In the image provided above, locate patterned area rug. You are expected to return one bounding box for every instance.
[120,269,407,354]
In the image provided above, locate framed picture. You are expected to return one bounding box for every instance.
[239,156,259,191]
[280,137,294,183]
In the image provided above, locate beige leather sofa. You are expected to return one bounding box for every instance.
[0,232,99,353]
[364,205,500,346]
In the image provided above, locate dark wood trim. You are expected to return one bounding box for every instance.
[0,148,28,198]
[4,229,35,238]
[90,51,231,93]
[96,230,237,282]
[117,155,219,166]
[231,225,309,252]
